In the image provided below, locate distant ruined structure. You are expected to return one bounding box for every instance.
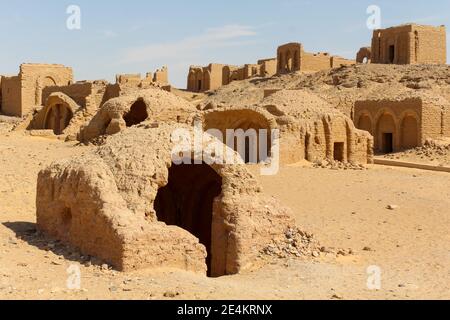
[277,43,354,74]
[21,66,170,139]
[0,64,73,117]
[355,92,450,153]
[187,42,355,92]
[201,89,374,165]
[116,66,169,87]
[358,24,447,65]
[187,59,277,93]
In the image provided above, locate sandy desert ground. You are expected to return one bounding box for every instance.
[0,122,449,300]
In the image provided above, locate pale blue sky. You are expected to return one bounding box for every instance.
[0,0,449,88]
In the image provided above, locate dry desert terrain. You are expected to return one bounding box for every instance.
[0,122,449,300]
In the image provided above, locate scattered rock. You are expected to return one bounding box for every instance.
[101,264,110,271]
[164,291,180,298]
[387,205,399,210]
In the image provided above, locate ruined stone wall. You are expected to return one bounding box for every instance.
[300,52,332,72]
[258,58,277,77]
[355,99,423,151]
[229,68,246,82]
[421,100,447,142]
[19,64,73,117]
[331,56,356,68]
[244,64,261,79]
[277,42,354,74]
[371,24,447,64]
[208,64,227,91]
[202,90,373,165]
[187,58,276,92]
[415,26,447,64]
[1,76,21,116]
[116,74,141,86]
[443,106,450,137]
[187,64,230,92]
[277,43,302,74]
[356,47,372,63]
[42,81,111,116]
[117,67,169,88]
[153,66,168,84]
[43,82,92,109]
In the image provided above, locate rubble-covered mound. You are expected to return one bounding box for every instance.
[383,139,450,166]
[203,64,450,118]
[37,124,300,276]
[80,88,198,142]
[264,64,450,90]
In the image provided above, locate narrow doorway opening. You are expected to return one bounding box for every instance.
[382,133,394,153]
[389,45,395,63]
[333,142,345,162]
[154,162,223,277]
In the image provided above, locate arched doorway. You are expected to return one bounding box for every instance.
[357,114,373,135]
[204,110,273,164]
[123,99,148,127]
[401,115,419,149]
[45,103,73,135]
[42,76,57,87]
[377,113,396,153]
[154,162,223,277]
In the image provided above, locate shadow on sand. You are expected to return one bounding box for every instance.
[2,221,96,266]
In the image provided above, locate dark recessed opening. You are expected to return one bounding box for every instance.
[389,45,395,63]
[61,207,72,233]
[382,133,394,153]
[333,142,345,162]
[154,162,222,277]
[45,104,73,135]
[123,99,148,127]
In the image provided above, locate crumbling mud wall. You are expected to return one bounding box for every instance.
[116,66,170,89]
[79,88,198,142]
[202,90,373,165]
[36,125,295,276]
[277,43,355,74]
[187,59,278,93]
[258,58,277,77]
[1,63,73,117]
[27,92,82,138]
[24,81,113,140]
[203,107,277,163]
[371,24,447,65]
[355,92,450,152]
[356,47,372,63]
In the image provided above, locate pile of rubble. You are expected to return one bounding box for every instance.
[261,228,320,259]
[313,159,367,171]
[261,228,354,260]
[405,140,449,158]
[384,139,450,165]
